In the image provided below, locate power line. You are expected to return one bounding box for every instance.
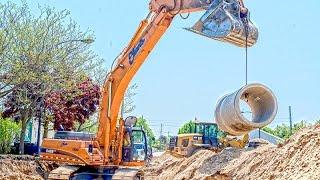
[149,125,181,128]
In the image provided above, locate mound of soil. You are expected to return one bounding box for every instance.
[211,124,320,180]
[144,125,320,180]
[142,148,249,180]
[0,155,57,180]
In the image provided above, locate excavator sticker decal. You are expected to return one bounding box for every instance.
[129,38,145,64]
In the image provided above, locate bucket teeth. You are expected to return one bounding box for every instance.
[186,0,258,47]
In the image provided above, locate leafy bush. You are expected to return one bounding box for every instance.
[0,117,20,154]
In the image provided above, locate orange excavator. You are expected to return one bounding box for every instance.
[41,0,258,179]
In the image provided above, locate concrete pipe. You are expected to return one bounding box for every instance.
[215,83,277,136]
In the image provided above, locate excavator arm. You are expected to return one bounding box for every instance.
[96,9,174,164]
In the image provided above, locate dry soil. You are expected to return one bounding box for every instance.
[143,125,320,180]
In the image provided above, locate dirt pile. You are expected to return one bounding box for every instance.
[0,155,57,180]
[143,125,320,180]
[211,124,320,180]
[143,150,214,180]
[142,148,250,180]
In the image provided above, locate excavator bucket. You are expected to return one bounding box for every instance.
[186,0,258,47]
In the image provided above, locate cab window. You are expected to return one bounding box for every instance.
[181,139,189,147]
[131,130,146,161]
[195,124,204,134]
[204,124,218,137]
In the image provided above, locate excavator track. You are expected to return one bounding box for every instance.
[113,168,144,180]
[47,165,143,180]
[67,166,143,180]
[48,165,80,180]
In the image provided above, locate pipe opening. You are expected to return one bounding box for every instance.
[239,99,253,122]
[238,85,277,126]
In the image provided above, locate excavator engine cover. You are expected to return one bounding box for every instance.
[186,0,258,47]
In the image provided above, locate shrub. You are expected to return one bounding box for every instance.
[0,117,20,154]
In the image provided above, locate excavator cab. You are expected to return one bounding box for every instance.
[122,127,148,162]
[122,116,149,163]
[186,0,258,47]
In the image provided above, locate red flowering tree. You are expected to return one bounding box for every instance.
[45,79,101,131]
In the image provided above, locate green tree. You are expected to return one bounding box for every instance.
[0,117,20,154]
[262,126,274,135]
[152,137,167,151]
[178,120,196,134]
[134,116,155,145]
[75,118,99,133]
[262,120,308,139]
[0,2,102,154]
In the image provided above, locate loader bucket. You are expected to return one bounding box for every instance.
[186,0,258,47]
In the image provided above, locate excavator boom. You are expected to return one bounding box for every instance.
[96,10,174,164]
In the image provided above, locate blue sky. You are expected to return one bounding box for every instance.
[12,0,320,136]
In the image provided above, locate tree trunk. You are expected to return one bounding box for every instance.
[76,123,83,132]
[19,119,27,155]
[43,119,49,138]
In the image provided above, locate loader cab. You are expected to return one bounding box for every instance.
[194,122,219,147]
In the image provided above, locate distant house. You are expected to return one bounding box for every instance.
[25,119,54,144]
[249,129,284,145]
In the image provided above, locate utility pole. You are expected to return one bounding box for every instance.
[289,106,293,135]
[160,123,163,137]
